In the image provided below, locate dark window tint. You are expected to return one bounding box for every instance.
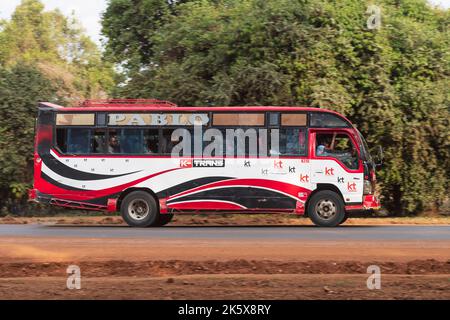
[96,113,107,126]
[64,128,90,154]
[144,129,159,154]
[310,113,349,128]
[56,128,68,153]
[108,130,121,154]
[161,129,179,155]
[120,129,144,154]
[166,128,200,156]
[91,129,107,153]
[268,113,279,126]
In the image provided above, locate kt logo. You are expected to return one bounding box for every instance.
[244,160,251,167]
[274,160,283,169]
[289,166,296,173]
[337,177,344,183]
[300,174,309,183]
[325,167,334,176]
[347,182,357,192]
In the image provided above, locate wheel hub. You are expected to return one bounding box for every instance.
[128,199,150,221]
[315,199,337,219]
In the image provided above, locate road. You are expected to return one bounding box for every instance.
[0,224,449,240]
[0,223,449,263]
[0,223,449,299]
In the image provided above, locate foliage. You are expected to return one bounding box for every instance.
[102,0,450,215]
[0,0,115,102]
[0,64,58,212]
[0,0,115,214]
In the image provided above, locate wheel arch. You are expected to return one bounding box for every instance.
[305,183,344,216]
[117,187,160,212]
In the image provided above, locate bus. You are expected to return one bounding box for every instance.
[29,99,381,227]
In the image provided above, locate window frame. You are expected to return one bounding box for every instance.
[310,128,362,172]
[267,111,309,158]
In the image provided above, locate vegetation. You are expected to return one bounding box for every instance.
[0,0,114,214]
[102,0,449,215]
[0,0,448,215]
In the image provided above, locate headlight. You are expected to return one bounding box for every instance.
[363,180,373,195]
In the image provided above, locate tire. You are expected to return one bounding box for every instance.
[339,213,349,225]
[120,191,159,227]
[156,214,174,226]
[307,190,345,227]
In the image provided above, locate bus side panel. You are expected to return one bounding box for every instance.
[34,152,314,212]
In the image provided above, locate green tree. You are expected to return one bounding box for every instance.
[102,0,449,215]
[0,65,58,213]
[0,0,116,214]
[0,0,115,101]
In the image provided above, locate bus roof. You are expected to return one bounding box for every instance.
[38,100,346,117]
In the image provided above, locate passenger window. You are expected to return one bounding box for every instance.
[108,130,121,153]
[310,113,349,128]
[316,133,358,169]
[65,128,90,154]
[161,129,178,155]
[162,128,197,156]
[120,129,144,154]
[144,129,159,154]
[91,129,107,154]
[56,128,68,153]
[270,128,306,156]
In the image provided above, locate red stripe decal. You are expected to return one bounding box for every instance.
[35,168,180,201]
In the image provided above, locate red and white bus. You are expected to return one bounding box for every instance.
[29,99,381,227]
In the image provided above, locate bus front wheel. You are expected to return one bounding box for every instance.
[120,191,159,227]
[307,190,345,227]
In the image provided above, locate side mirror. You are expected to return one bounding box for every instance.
[374,145,383,167]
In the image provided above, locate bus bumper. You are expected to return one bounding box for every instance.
[363,194,381,210]
[28,188,38,202]
[345,195,381,211]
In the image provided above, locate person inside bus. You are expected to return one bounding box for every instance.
[108,134,121,153]
[145,139,158,154]
[316,134,335,156]
[161,130,175,154]
[316,134,358,169]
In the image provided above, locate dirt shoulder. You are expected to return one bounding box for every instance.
[0,265,449,300]
[1,236,449,263]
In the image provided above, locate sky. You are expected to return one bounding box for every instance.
[0,0,449,46]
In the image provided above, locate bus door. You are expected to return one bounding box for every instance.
[309,129,364,203]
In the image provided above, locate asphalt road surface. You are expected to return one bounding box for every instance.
[0,224,449,241]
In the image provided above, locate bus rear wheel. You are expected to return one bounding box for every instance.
[120,191,159,227]
[307,190,345,227]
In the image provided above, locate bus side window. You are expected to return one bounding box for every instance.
[56,128,68,153]
[270,128,306,156]
[108,130,120,153]
[120,129,144,154]
[161,129,177,155]
[66,128,90,154]
[91,129,107,154]
[310,113,349,128]
[144,129,159,154]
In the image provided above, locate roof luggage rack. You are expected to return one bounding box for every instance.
[79,99,177,107]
